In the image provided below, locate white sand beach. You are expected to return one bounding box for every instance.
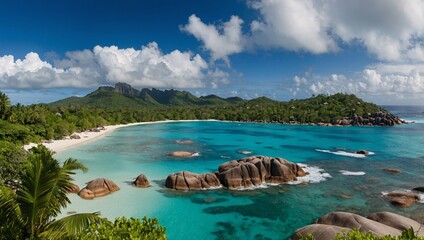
[23,120,218,154]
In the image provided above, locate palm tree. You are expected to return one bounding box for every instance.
[0,145,106,239]
[0,91,11,120]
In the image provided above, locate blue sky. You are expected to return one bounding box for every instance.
[1,0,424,105]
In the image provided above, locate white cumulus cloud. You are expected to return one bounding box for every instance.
[293,67,424,104]
[184,0,424,62]
[248,0,337,53]
[181,14,244,63]
[0,42,229,89]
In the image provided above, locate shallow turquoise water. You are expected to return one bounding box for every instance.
[57,115,424,239]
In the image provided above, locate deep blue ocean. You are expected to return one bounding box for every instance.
[57,106,424,240]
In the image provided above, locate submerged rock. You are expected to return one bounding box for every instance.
[165,171,221,190]
[175,139,194,144]
[78,178,120,200]
[217,156,306,189]
[382,168,401,174]
[133,174,149,188]
[168,151,198,157]
[384,191,420,207]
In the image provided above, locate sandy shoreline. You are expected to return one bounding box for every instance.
[23,120,218,154]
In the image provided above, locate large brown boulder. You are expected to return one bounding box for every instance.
[133,174,149,188]
[367,212,424,236]
[217,156,306,189]
[165,171,221,190]
[292,211,424,239]
[384,191,420,207]
[78,178,120,200]
[316,212,401,237]
[292,224,351,240]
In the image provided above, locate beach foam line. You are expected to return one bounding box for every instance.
[23,119,220,154]
[339,170,366,176]
[315,149,367,158]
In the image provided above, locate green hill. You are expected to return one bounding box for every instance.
[50,83,245,108]
[49,82,404,126]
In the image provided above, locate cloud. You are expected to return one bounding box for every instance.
[181,14,244,63]
[0,42,230,89]
[247,0,337,53]
[291,66,424,104]
[184,0,424,62]
[326,0,424,62]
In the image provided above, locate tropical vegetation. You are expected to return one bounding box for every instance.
[0,145,105,239]
[77,216,166,240]
[300,228,424,240]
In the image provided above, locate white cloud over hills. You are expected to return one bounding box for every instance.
[291,66,424,104]
[0,42,228,89]
[182,0,424,102]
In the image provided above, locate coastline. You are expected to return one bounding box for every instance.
[23,117,412,154]
[23,119,219,154]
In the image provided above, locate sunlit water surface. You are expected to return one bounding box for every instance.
[57,106,424,239]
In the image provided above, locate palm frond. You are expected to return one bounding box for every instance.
[41,212,108,239]
[17,145,89,237]
[0,187,23,232]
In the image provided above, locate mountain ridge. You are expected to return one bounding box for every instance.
[50,82,246,108]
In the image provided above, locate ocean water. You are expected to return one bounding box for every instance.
[57,107,424,240]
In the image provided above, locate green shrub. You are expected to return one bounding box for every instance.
[77,216,167,240]
[300,228,424,240]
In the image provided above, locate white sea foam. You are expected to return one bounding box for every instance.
[191,152,200,157]
[288,163,332,185]
[418,193,424,203]
[238,150,252,155]
[231,164,331,190]
[220,156,231,159]
[315,149,367,158]
[339,170,366,176]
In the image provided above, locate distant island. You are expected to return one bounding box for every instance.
[51,82,404,126]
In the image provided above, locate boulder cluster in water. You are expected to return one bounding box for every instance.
[334,112,405,126]
[165,156,307,190]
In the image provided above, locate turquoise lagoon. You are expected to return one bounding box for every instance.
[57,109,424,240]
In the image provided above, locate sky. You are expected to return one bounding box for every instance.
[1,0,424,105]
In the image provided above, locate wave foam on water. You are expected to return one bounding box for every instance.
[232,164,331,190]
[288,163,332,185]
[339,170,366,176]
[315,149,367,158]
